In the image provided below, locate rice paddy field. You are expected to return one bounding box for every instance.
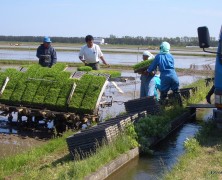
[0,43,218,179]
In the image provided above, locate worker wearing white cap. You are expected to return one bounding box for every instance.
[140,51,157,98]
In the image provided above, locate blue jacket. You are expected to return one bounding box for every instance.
[148,53,177,77]
[36,44,57,67]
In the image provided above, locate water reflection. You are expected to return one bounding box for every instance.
[107,123,200,180]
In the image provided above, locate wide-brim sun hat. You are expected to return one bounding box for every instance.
[143,51,152,56]
[43,36,52,43]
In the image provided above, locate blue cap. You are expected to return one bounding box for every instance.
[43,36,52,43]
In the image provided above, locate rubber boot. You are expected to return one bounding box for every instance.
[160,91,168,105]
[173,90,182,107]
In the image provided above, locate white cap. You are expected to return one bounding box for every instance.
[143,51,154,59]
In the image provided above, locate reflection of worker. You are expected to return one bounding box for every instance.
[147,42,179,100]
[206,85,215,104]
[79,35,108,70]
[140,51,156,98]
[36,37,57,67]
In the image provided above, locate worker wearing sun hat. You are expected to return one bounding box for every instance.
[147,41,179,101]
[143,50,155,60]
[36,36,57,67]
[139,51,156,98]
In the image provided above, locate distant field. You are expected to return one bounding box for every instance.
[0,41,217,57]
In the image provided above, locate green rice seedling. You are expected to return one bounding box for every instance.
[51,63,67,71]
[132,59,154,71]
[5,73,23,90]
[59,71,72,79]
[32,95,45,105]
[44,88,61,107]
[80,76,106,114]
[68,92,84,112]
[0,74,7,87]
[77,66,93,72]
[10,73,29,103]
[56,98,68,111]
[32,80,52,105]
[25,64,42,74]
[0,90,13,104]
[57,81,73,98]
[68,74,93,111]
[93,70,121,78]
[21,82,40,104]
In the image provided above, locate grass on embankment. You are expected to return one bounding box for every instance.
[164,121,222,180]
[0,131,73,179]
[0,125,138,179]
[135,78,213,153]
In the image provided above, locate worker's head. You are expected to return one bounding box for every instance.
[85,35,94,48]
[143,51,153,61]
[43,36,51,48]
[160,41,170,54]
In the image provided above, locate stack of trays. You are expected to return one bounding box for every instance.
[124,96,160,115]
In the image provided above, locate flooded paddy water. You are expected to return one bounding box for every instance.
[0,49,216,69]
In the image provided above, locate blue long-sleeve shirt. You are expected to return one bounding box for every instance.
[147,53,176,77]
[36,44,57,67]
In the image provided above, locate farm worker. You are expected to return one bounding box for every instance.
[206,85,215,104]
[147,42,179,100]
[79,35,109,70]
[140,51,156,98]
[36,37,57,68]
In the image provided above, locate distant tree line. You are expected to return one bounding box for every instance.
[0,35,218,47]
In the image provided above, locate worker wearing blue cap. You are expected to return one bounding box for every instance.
[147,42,179,100]
[36,36,57,67]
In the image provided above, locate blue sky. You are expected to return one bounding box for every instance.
[1,0,222,38]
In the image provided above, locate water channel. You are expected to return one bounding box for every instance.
[106,109,213,180]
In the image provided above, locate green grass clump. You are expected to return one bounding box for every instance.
[0,131,74,179]
[77,66,93,72]
[135,78,213,153]
[132,59,154,71]
[0,126,138,179]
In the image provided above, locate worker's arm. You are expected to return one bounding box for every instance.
[147,56,159,73]
[79,47,86,64]
[97,45,109,66]
[79,56,86,64]
[100,56,109,65]
[50,48,57,67]
[36,46,41,59]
